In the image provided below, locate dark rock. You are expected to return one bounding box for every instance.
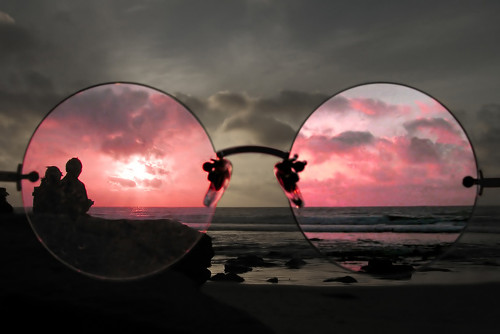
[235,254,266,266]
[285,257,307,269]
[266,251,284,258]
[170,233,214,285]
[267,277,278,283]
[323,276,358,283]
[419,267,452,272]
[361,258,414,279]
[209,272,245,283]
[224,263,252,274]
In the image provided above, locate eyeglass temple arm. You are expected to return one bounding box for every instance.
[216,145,290,159]
[0,164,39,191]
[463,170,500,196]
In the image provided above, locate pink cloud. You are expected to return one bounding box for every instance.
[22,83,215,208]
[291,85,477,207]
[404,117,467,146]
[349,98,410,117]
[415,99,447,115]
[108,176,137,188]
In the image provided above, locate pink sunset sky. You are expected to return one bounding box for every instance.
[291,84,478,207]
[22,83,216,207]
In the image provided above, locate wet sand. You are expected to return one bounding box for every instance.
[1,213,498,333]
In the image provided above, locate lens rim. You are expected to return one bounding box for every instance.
[288,81,480,274]
[21,81,217,280]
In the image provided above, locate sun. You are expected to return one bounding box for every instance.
[117,156,150,180]
[108,155,167,190]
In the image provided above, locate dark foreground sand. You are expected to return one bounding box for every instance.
[1,214,498,333]
[204,282,500,334]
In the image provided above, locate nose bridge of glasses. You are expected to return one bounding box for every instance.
[216,145,290,159]
[209,145,307,208]
[202,146,289,208]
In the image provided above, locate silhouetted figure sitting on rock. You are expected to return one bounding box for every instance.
[0,187,13,214]
[60,158,94,218]
[33,166,63,214]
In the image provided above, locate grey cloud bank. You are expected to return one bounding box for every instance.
[1,1,500,206]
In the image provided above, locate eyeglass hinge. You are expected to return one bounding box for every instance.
[462,170,500,196]
[0,164,39,191]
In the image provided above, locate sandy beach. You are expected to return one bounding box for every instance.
[1,213,499,333]
[204,282,500,334]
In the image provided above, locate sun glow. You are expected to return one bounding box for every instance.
[105,155,172,193]
[22,83,216,208]
[116,156,153,182]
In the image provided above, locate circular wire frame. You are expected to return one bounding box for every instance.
[21,82,216,280]
[290,82,479,275]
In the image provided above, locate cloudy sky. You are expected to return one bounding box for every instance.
[1,0,500,207]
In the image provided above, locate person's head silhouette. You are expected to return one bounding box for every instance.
[66,158,82,177]
[0,187,9,199]
[45,166,62,183]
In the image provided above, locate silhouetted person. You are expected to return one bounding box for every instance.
[60,158,94,218]
[0,187,13,214]
[33,166,63,214]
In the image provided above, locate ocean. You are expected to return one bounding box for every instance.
[82,205,500,286]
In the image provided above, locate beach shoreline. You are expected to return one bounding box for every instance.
[1,212,499,333]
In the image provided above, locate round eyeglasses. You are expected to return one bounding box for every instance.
[1,81,497,280]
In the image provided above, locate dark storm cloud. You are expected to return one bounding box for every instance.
[2,1,499,111]
[0,10,14,23]
[209,91,249,112]
[30,0,495,98]
[404,118,459,135]
[473,104,500,171]
[0,10,59,119]
[0,15,36,61]
[43,85,199,160]
[1,1,500,206]
[318,95,351,113]
[0,7,81,183]
[303,131,376,160]
[331,131,375,150]
[0,111,37,166]
[174,89,328,149]
[53,86,149,129]
[0,71,62,178]
[252,90,330,124]
[2,1,499,99]
[178,89,328,130]
[278,1,500,79]
[406,137,440,164]
[222,112,296,148]
[100,135,149,159]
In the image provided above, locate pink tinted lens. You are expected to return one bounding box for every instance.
[290,83,478,274]
[21,83,215,280]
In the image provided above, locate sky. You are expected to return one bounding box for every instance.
[1,0,500,207]
[292,83,477,207]
[21,83,217,208]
